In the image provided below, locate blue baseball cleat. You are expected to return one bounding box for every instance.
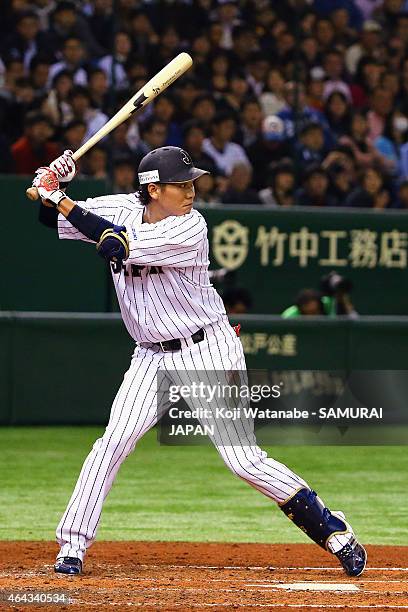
[54,556,82,575]
[335,537,367,577]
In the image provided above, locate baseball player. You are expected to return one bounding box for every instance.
[32,146,366,577]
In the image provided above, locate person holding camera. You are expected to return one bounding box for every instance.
[281,272,358,318]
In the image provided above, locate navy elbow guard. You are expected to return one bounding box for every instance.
[279,488,348,550]
[67,205,119,242]
[96,227,129,262]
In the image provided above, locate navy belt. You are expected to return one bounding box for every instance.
[153,328,205,352]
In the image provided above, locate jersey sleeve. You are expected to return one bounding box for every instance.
[57,193,140,243]
[126,210,207,267]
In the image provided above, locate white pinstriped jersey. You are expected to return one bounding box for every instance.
[58,193,227,342]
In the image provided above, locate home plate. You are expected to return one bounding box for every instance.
[248,583,360,592]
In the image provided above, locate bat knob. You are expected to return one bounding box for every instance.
[26,187,39,201]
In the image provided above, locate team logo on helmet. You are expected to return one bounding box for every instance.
[180,149,192,165]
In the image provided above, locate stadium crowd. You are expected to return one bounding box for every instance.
[2,0,408,208]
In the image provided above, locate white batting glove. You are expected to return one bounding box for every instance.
[32,167,67,208]
[49,149,77,184]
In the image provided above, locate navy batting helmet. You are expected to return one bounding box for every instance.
[137,146,209,185]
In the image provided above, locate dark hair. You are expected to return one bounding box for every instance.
[68,85,91,102]
[16,10,38,24]
[51,69,73,88]
[300,121,323,136]
[63,119,86,132]
[29,54,51,71]
[53,1,76,14]
[302,163,327,182]
[137,184,150,206]
[295,289,324,313]
[24,111,53,129]
[140,117,167,138]
[63,35,83,48]
[192,93,215,109]
[182,119,206,138]
[211,111,236,127]
[222,287,253,310]
[113,157,135,169]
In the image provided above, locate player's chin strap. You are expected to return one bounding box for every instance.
[279,487,349,552]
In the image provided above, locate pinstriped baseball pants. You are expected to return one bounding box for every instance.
[56,321,309,561]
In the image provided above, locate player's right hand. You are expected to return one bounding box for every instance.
[32,167,67,208]
[49,149,77,184]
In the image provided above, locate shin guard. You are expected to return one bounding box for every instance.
[279,487,349,551]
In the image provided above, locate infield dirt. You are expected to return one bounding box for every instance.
[0,541,407,611]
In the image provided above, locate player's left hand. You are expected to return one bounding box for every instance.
[49,150,77,184]
[96,226,130,262]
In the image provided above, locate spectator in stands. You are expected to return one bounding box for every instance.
[111,158,136,194]
[322,49,352,102]
[324,91,352,139]
[174,76,201,123]
[246,115,292,190]
[194,173,221,207]
[258,162,296,207]
[328,162,356,207]
[259,68,286,116]
[219,71,249,115]
[11,111,58,174]
[282,289,326,317]
[345,166,391,208]
[43,70,73,128]
[330,7,358,47]
[48,36,88,88]
[367,87,394,142]
[296,165,336,207]
[182,120,218,175]
[60,119,86,152]
[305,67,326,113]
[191,94,217,131]
[97,30,131,89]
[339,110,384,169]
[67,85,108,141]
[110,120,136,163]
[30,55,51,97]
[4,11,46,72]
[374,110,408,175]
[222,287,253,315]
[128,10,158,58]
[203,112,251,176]
[245,52,269,97]
[221,163,261,205]
[296,121,329,164]
[88,68,109,114]
[151,95,182,147]
[82,145,108,179]
[237,98,263,149]
[278,81,331,144]
[135,117,168,161]
[345,20,383,75]
[47,1,103,59]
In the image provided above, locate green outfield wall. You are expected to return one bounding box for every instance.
[1,312,407,425]
[3,176,408,314]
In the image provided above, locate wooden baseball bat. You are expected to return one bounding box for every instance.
[26,52,193,200]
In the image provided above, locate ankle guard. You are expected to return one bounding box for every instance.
[279,488,348,550]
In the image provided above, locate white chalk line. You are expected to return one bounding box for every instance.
[53,602,408,609]
[135,563,408,572]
